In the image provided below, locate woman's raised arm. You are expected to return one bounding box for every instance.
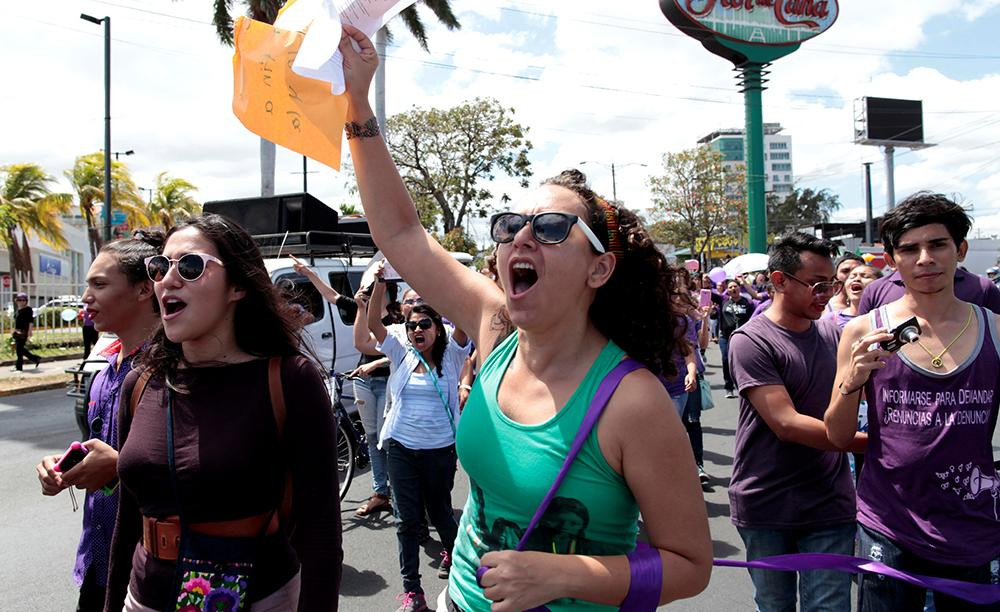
[338,25,503,349]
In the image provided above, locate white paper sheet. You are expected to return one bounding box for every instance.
[275,0,419,95]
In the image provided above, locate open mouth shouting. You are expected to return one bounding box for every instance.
[161,296,189,320]
[509,259,539,297]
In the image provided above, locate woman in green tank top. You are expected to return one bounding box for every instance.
[338,26,712,612]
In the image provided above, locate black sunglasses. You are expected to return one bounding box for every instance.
[405,319,434,332]
[144,253,225,282]
[490,212,606,253]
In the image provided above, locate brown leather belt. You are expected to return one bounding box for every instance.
[142,513,279,561]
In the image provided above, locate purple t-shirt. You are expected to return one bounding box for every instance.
[666,315,702,397]
[857,267,1000,315]
[728,315,856,529]
[861,305,1000,565]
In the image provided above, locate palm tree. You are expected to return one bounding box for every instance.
[148,172,201,229]
[375,2,461,129]
[211,0,286,198]
[0,164,73,289]
[209,1,460,189]
[65,152,149,259]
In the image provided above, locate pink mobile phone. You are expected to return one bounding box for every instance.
[699,289,712,307]
[54,441,88,473]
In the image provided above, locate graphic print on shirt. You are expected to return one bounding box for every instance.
[935,462,1000,519]
[468,479,619,558]
[879,387,995,428]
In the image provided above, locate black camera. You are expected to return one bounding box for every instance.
[880,316,921,352]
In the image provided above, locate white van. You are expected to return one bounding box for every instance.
[264,247,474,375]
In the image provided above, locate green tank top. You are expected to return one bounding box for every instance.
[450,332,640,612]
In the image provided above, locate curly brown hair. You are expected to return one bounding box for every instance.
[540,169,682,378]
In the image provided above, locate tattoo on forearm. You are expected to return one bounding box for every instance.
[490,307,515,349]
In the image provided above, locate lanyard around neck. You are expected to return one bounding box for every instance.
[409,347,456,435]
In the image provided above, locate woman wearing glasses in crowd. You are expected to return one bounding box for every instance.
[35,232,162,612]
[366,265,471,610]
[104,214,342,611]
[338,25,710,612]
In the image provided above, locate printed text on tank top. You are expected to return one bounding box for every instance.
[880,301,990,374]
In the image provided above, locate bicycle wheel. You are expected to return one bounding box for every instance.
[337,420,356,501]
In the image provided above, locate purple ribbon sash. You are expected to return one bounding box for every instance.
[714,553,1000,605]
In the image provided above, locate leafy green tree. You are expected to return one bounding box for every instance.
[439,226,477,256]
[648,147,746,262]
[0,164,73,288]
[65,152,148,258]
[387,97,532,233]
[339,203,360,216]
[766,187,842,235]
[149,172,201,229]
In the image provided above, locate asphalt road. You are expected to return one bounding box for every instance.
[9,345,994,610]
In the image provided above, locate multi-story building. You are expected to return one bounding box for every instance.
[697,123,794,195]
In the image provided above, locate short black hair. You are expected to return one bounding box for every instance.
[880,192,971,256]
[768,231,839,276]
[834,253,863,270]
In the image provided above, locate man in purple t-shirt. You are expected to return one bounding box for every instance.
[826,192,1000,611]
[857,259,1000,315]
[730,233,868,612]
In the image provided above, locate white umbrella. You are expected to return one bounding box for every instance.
[724,253,770,278]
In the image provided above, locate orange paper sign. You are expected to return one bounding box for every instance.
[232,16,347,170]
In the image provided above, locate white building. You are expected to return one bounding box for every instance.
[0,215,91,305]
[697,123,794,195]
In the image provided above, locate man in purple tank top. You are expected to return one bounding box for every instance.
[730,233,868,612]
[826,192,1000,612]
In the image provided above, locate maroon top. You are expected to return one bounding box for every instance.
[862,306,1000,565]
[106,356,342,611]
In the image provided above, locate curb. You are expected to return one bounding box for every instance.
[0,380,70,397]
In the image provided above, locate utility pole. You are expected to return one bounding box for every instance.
[81,13,112,243]
[863,162,873,244]
[884,145,895,210]
[291,156,318,193]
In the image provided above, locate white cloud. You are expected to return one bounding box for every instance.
[4,0,1000,240]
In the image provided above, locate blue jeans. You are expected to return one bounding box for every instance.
[670,393,688,418]
[857,524,1000,612]
[353,376,389,497]
[737,523,855,612]
[719,334,734,392]
[682,376,704,467]
[385,439,458,594]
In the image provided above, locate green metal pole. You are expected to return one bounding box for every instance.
[742,63,767,253]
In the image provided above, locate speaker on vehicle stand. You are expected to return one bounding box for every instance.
[203,193,339,235]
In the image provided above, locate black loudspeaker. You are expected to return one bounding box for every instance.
[203,193,339,235]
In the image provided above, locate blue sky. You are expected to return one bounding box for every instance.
[4,0,1000,241]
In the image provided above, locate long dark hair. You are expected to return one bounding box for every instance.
[138,214,308,383]
[408,304,447,376]
[100,230,165,313]
[540,170,680,378]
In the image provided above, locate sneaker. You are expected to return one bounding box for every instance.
[9,367,22,372]
[437,549,452,579]
[356,493,392,517]
[33,356,41,368]
[697,465,710,485]
[394,591,427,612]
[725,389,737,399]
